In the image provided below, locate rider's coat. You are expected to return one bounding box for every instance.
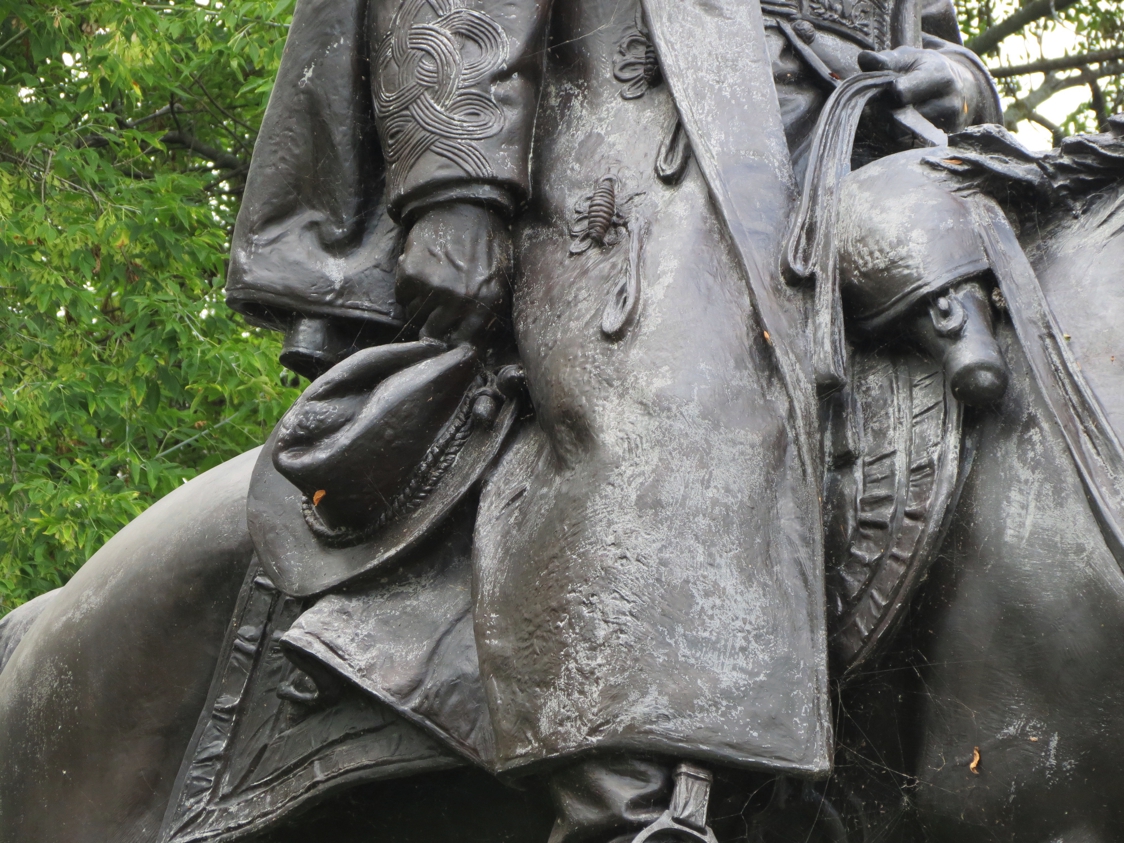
[227,0,998,776]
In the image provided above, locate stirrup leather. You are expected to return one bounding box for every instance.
[632,763,718,843]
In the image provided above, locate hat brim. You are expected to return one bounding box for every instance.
[249,397,519,597]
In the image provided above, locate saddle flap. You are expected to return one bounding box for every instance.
[824,348,964,676]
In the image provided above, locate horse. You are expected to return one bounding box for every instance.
[2,162,1124,843]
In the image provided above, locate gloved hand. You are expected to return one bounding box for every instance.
[858,46,982,133]
[396,202,513,348]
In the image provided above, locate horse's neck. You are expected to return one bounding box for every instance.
[1027,188,1124,442]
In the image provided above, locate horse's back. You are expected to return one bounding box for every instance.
[1028,186,1124,433]
[0,448,259,843]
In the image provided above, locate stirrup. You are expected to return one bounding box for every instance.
[631,762,719,843]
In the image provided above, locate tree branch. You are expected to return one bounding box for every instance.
[188,73,257,137]
[967,0,1080,57]
[124,102,190,128]
[202,164,249,192]
[159,131,243,171]
[989,47,1124,78]
[1028,111,1064,147]
[1084,73,1109,130]
[0,25,28,56]
[1003,63,1124,130]
[6,428,19,486]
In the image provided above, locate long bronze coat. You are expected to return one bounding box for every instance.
[227,0,998,777]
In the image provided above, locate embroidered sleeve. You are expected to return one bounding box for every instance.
[371,0,549,221]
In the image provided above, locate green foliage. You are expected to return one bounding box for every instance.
[0,0,299,613]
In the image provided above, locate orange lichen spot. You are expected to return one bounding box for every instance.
[970,747,981,774]
[312,489,327,506]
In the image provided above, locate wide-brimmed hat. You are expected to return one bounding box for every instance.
[248,341,522,596]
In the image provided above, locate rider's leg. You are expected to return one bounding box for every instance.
[0,448,259,843]
[547,756,672,843]
[545,757,779,843]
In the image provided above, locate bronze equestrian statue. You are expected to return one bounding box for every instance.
[2,0,1123,840]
